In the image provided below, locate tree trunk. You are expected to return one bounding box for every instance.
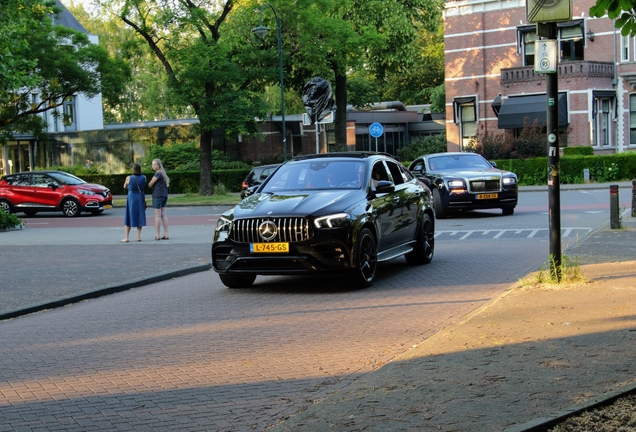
[334,73,348,149]
[199,129,213,195]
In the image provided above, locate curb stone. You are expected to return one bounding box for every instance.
[0,263,211,321]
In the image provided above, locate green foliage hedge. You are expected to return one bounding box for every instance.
[74,152,636,194]
[82,168,251,195]
[494,152,636,185]
[562,146,594,156]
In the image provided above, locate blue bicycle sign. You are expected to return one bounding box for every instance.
[369,122,384,138]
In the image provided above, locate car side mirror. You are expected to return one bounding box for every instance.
[48,183,58,190]
[374,180,395,194]
[490,161,497,167]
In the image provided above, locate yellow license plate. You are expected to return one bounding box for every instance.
[103,204,112,209]
[476,193,498,199]
[250,242,289,253]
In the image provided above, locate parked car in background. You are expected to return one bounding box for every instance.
[240,164,281,198]
[0,171,113,217]
[212,152,435,289]
[408,152,518,219]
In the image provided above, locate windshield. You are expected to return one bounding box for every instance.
[261,160,366,193]
[48,172,87,185]
[428,154,492,171]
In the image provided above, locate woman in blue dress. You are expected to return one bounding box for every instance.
[121,163,147,242]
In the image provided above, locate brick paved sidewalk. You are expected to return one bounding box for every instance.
[269,216,636,431]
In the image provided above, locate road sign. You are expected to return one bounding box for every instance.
[369,122,383,138]
[303,111,334,126]
[535,40,557,74]
[526,0,572,23]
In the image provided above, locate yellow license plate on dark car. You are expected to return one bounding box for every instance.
[476,193,498,199]
[250,242,289,253]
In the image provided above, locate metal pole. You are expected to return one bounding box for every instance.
[275,15,286,161]
[610,184,620,229]
[546,23,562,280]
[315,123,319,154]
[632,179,636,217]
[254,4,286,161]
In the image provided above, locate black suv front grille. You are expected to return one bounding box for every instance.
[229,217,313,243]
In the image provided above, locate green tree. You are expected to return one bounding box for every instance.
[277,0,443,147]
[0,0,129,142]
[65,1,194,123]
[101,0,270,195]
[590,0,636,36]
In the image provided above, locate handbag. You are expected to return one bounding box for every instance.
[134,177,147,210]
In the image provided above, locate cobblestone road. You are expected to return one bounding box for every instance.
[0,238,545,431]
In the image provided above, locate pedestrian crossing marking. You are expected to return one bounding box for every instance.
[434,227,592,240]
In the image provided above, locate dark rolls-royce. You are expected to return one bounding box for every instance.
[408,152,518,219]
[212,152,435,289]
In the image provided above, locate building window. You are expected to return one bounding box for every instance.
[63,97,76,132]
[593,99,611,146]
[630,94,636,144]
[522,31,538,66]
[453,96,477,151]
[622,35,630,62]
[559,22,584,62]
[518,21,584,65]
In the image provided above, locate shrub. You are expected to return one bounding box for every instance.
[397,133,447,161]
[145,142,200,171]
[0,211,23,230]
[468,121,571,160]
[563,146,594,156]
[467,132,512,159]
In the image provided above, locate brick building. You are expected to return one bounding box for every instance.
[443,0,636,154]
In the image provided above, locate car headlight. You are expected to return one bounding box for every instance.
[447,180,465,188]
[503,176,517,185]
[216,216,233,232]
[78,189,96,196]
[314,213,350,229]
[446,179,466,194]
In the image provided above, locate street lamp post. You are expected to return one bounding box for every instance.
[253,3,287,161]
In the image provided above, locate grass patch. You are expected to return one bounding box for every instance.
[113,193,242,208]
[520,254,588,289]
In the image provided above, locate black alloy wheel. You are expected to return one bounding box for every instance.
[502,206,515,216]
[433,188,447,219]
[347,228,377,288]
[405,213,435,265]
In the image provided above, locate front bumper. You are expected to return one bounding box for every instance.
[445,189,518,211]
[212,230,354,276]
[82,199,113,211]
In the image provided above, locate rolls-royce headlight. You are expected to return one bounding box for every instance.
[447,180,465,188]
[503,176,517,185]
[314,213,350,229]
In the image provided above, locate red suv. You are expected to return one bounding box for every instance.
[0,171,113,217]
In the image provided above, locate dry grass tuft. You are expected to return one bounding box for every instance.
[549,394,636,431]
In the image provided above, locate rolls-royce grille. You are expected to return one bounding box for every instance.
[470,180,500,193]
[229,217,313,243]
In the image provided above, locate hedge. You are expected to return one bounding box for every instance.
[79,152,636,194]
[493,152,636,185]
[81,168,251,195]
